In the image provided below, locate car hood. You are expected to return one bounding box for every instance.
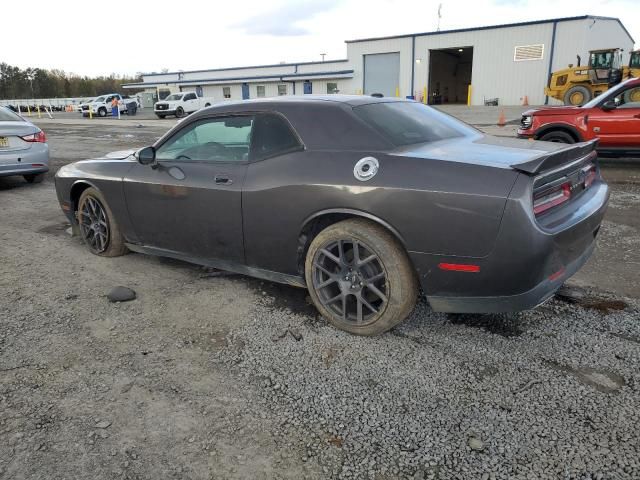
[102,149,137,159]
[524,106,583,116]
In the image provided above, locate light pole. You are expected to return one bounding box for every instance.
[26,71,34,100]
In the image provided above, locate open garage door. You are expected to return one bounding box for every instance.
[364,52,400,97]
[428,47,473,104]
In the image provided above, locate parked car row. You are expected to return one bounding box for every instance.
[5,104,67,113]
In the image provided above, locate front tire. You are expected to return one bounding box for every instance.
[98,107,107,117]
[77,187,127,257]
[24,173,45,183]
[539,131,575,143]
[305,219,418,336]
[175,106,185,118]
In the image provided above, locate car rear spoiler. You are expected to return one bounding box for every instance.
[510,139,598,175]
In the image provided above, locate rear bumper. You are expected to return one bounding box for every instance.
[426,240,595,313]
[411,175,609,313]
[0,144,49,177]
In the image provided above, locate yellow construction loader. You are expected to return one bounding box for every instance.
[545,48,640,105]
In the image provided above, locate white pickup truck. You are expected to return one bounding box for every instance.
[81,94,139,117]
[154,92,214,118]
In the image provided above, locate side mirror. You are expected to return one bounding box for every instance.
[137,146,156,165]
[602,100,617,111]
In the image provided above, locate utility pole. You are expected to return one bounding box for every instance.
[27,71,34,99]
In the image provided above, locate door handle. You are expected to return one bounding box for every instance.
[214,175,233,185]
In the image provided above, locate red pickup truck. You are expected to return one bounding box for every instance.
[518,77,640,157]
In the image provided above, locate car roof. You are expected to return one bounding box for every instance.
[211,94,411,109]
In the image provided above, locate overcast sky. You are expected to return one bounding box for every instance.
[3,0,637,76]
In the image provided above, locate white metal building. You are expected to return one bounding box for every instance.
[124,15,634,106]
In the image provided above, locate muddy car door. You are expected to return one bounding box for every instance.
[123,115,254,263]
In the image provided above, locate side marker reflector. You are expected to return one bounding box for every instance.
[548,267,565,281]
[438,263,480,273]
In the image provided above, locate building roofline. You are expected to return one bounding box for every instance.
[123,70,354,88]
[345,15,634,44]
[141,59,349,78]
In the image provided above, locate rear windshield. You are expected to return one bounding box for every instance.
[0,107,23,122]
[353,101,471,146]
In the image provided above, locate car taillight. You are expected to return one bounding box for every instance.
[533,181,571,216]
[583,164,597,189]
[21,130,47,143]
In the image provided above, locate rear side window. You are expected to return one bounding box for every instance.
[250,113,301,161]
[353,101,470,146]
[0,107,23,122]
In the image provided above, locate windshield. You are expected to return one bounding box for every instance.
[590,51,613,69]
[0,106,23,122]
[353,101,473,146]
[94,96,105,102]
[583,79,636,108]
[165,94,183,101]
[631,53,640,69]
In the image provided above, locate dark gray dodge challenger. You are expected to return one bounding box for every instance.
[55,96,609,335]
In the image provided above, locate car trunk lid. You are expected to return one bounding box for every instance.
[391,134,585,172]
[0,121,39,153]
[509,139,598,175]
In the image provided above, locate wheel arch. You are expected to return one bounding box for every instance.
[70,180,100,217]
[534,123,584,142]
[296,208,408,277]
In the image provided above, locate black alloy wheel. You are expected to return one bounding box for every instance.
[312,238,388,325]
[79,195,110,254]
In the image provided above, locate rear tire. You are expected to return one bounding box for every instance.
[77,187,127,257]
[563,85,592,106]
[175,106,185,118]
[305,219,418,336]
[539,131,575,144]
[24,173,45,184]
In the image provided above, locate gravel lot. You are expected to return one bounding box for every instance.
[1,117,639,479]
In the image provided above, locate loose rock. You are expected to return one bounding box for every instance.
[107,286,136,303]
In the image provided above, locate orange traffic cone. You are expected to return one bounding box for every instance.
[498,109,506,127]
[522,95,529,106]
